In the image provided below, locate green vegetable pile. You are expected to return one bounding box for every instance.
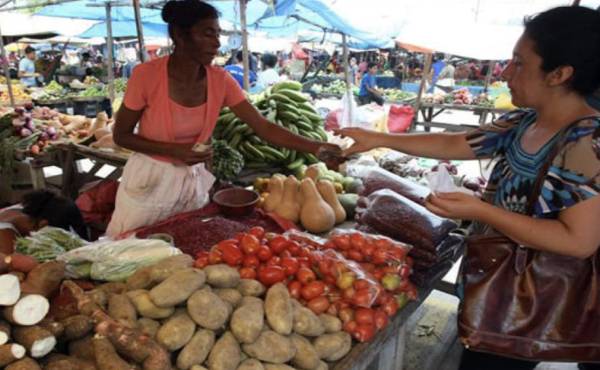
[15,226,86,262]
[78,85,105,98]
[211,139,245,180]
[213,81,327,171]
[0,113,41,181]
[382,89,416,103]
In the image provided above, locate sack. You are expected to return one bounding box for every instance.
[458,116,600,362]
[387,105,414,133]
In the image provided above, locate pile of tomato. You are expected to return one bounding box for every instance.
[195,227,417,342]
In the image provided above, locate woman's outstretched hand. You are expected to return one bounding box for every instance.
[425,191,487,220]
[333,127,377,157]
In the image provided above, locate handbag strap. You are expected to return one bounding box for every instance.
[525,115,600,216]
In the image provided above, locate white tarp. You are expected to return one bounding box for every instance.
[0,12,95,37]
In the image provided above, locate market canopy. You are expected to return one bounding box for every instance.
[0,12,95,37]
[35,0,163,22]
[78,20,167,38]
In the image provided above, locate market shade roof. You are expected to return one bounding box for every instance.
[212,0,393,50]
[78,20,167,38]
[0,12,95,37]
[395,21,524,60]
[35,0,163,22]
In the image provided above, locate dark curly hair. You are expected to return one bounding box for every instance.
[162,0,219,40]
[22,190,87,239]
[524,6,600,95]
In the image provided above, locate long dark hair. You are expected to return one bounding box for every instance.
[161,0,219,42]
[22,190,87,239]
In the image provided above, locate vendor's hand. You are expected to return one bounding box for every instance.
[316,143,344,170]
[333,127,377,157]
[424,191,486,220]
[171,142,213,166]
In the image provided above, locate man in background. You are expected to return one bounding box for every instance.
[358,62,384,106]
[225,50,256,88]
[18,46,39,87]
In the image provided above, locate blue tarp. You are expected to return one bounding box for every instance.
[35,0,163,22]
[78,21,167,38]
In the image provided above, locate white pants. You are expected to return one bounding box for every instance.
[106,153,215,237]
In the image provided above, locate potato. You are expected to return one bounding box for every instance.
[293,302,324,337]
[126,290,174,319]
[204,264,240,288]
[134,318,159,338]
[127,255,194,290]
[43,356,96,370]
[108,293,137,327]
[216,288,243,308]
[60,314,93,341]
[264,284,293,335]
[318,314,342,334]
[187,289,230,330]
[291,334,320,370]
[315,361,329,370]
[92,335,135,370]
[231,297,264,344]
[242,330,296,364]
[68,336,95,362]
[190,366,208,370]
[156,309,196,351]
[149,268,205,307]
[237,279,265,297]
[176,329,215,370]
[96,282,128,295]
[313,332,351,362]
[86,289,107,309]
[263,365,296,370]
[5,357,41,370]
[208,331,240,370]
[237,359,264,370]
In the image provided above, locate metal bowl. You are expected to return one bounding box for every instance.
[213,187,259,217]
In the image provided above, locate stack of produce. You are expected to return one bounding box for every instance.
[197,227,416,343]
[1,254,356,369]
[1,109,45,177]
[444,88,472,105]
[15,227,86,262]
[211,140,245,181]
[213,81,328,170]
[0,84,32,104]
[30,81,66,101]
[421,92,446,105]
[472,92,494,108]
[382,89,416,103]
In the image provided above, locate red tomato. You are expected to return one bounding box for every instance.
[343,320,358,333]
[331,234,351,250]
[219,243,243,266]
[374,238,392,249]
[338,307,354,324]
[350,233,367,249]
[354,308,375,326]
[352,289,375,307]
[266,256,281,266]
[318,260,332,277]
[323,241,336,249]
[279,250,292,258]
[298,246,312,259]
[240,234,260,255]
[280,257,299,276]
[388,247,407,261]
[248,226,265,239]
[382,299,399,317]
[257,265,286,286]
[342,287,355,301]
[353,279,371,291]
[374,310,389,330]
[297,257,311,269]
[243,255,260,268]
[208,249,222,264]
[257,245,273,261]
[353,324,376,342]
[288,280,302,299]
[359,263,376,273]
[296,267,316,285]
[240,267,257,279]
[234,233,245,242]
[301,281,326,301]
[268,236,288,254]
[348,249,364,262]
[285,240,301,256]
[372,270,385,281]
[323,275,337,286]
[194,254,209,268]
[372,249,388,265]
[307,296,330,314]
[362,243,375,258]
[399,265,411,279]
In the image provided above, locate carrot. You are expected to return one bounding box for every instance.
[5,254,38,274]
[20,261,65,298]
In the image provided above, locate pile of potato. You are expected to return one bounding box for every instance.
[1,254,352,370]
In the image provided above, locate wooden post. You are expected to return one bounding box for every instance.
[239,0,250,91]
[341,33,353,126]
[105,2,115,103]
[132,0,146,62]
[483,60,494,93]
[411,52,433,130]
[0,24,15,107]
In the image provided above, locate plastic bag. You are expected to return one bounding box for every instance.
[387,105,414,133]
[426,165,459,193]
[58,238,182,281]
[338,90,358,128]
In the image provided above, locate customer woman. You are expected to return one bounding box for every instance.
[0,190,87,254]
[337,6,600,370]
[107,0,341,236]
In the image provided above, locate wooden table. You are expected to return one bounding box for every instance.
[416,103,509,132]
[332,267,454,370]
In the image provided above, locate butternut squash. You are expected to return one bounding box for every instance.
[263,176,284,212]
[274,176,301,223]
[300,179,335,233]
[304,165,321,182]
[317,180,346,224]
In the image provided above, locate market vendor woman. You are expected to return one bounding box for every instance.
[338,6,600,370]
[107,0,341,236]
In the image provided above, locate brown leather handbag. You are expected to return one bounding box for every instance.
[458,119,600,362]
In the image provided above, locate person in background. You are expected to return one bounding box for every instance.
[256,53,280,91]
[393,58,406,89]
[225,50,256,88]
[18,46,39,87]
[358,62,383,106]
[349,57,359,85]
[0,190,87,254]
[437,61,456,90]
[428,54,446,92]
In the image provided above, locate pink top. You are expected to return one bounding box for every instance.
[123,56,246,162]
